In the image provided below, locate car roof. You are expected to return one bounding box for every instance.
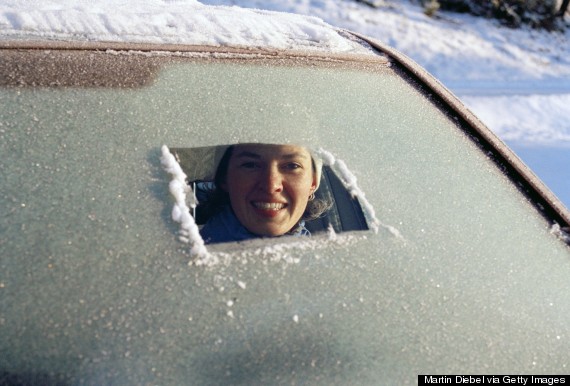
[0,1,374,56]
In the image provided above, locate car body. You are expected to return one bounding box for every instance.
[1,3,570,385]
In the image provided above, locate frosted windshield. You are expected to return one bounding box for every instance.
[1,50,570,384]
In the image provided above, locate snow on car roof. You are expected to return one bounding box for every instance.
[0,0,373,54]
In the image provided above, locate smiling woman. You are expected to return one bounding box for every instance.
[182,143,334,244]
[169,143,371,247]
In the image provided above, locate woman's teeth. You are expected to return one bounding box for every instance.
[253,202,285,210]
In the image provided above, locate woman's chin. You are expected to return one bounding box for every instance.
[245,223,290,237]
[240,209,300,237]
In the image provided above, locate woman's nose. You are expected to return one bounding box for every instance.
[258,166,283,193]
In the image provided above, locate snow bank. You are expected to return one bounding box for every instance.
[460,94,570,145]
[217,0,570,82]
[0,0,371,54]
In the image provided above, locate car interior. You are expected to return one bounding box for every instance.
[172,146,370,239]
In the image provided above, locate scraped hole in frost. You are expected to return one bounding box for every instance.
[314,147,403,239]
[162,144,401,265]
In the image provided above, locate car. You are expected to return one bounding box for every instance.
[1,2,570,385]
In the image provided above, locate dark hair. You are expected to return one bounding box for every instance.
[195,146,234,222]
[199,145,330,224]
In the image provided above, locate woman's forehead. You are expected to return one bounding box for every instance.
[231,144,311,161]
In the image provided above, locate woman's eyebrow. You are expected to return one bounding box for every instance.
[234,151,261,159]
[281,152,309,160]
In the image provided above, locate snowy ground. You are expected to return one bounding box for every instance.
[201,0,570,209]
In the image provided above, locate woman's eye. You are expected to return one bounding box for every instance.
[283,163,302,170]
[240,161,258,169]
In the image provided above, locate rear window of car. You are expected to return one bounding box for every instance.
[2,47,570,384]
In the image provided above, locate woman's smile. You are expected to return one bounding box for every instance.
[223,144,317,236]
[251,201,287,210]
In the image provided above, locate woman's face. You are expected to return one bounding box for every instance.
[222,144,317,237]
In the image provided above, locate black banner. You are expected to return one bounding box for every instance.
[419,375,569,386]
